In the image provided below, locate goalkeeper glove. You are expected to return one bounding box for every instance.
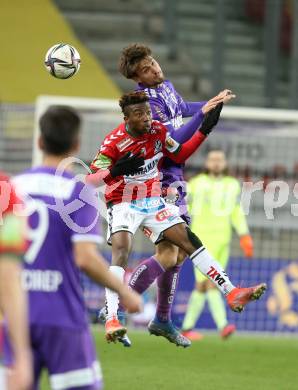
[239,234,254,258]
[110,152,144,178]
[199,102,223,136]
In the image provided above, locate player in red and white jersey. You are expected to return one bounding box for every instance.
[90,110,206,206]
[88,91,267,345]
[0,172,32,390]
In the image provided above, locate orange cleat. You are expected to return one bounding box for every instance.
[181,330,204,341]
[220,324,236,339]
[105,316,127,343]
[226,283,267,313]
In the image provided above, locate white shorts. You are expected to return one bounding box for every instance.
[107,197,184,244]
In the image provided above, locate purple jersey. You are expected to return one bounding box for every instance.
[13,166,102,330]
[136,80,205,221]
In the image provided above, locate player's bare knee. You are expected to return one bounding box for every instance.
[155,241,178,269]
[155,252,177,269]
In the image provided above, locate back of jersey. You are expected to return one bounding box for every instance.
[13,166,102,329]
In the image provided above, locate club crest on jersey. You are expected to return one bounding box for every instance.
[116,137,134,152]
[154,140,162,154]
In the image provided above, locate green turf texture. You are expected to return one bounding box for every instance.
[41,329,298,390]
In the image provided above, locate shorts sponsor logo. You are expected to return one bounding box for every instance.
[206,266,226,286]
[156,208,173,222]
[142,226,152,238]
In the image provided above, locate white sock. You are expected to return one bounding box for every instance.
[105,265,125,321]
[190,247,234,295]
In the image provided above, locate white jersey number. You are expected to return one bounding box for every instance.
[24,199,49,264]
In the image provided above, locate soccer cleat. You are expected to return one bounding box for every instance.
[226,283,267,313]
[118,333,132,347]
[148,319,191,348]
[99,308,132,347]
[220,324,236,339]
[181,330,204,341]
[105,316,127,343]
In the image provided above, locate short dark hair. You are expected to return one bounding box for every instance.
[119,91,149,115]
[118,43,152,79]
[39,106,80,155]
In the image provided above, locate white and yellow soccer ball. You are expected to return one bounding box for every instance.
[44,43,81,79]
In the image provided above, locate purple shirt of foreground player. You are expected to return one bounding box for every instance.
[13,166,103,330]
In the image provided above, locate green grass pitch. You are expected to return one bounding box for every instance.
[41,329,298,390]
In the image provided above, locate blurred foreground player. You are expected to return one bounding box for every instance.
[0,173,32,390]
[182,150,254,340]
[118,43,235,345]
[88,92,266,348]
[9,107,142,390]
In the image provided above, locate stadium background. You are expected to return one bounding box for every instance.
[1,0,298,388]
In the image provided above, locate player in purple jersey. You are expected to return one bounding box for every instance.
[118,43,236,346]
[5,107,141,390]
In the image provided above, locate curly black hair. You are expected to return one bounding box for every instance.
[118,43,152,79]
[119,91,149,115]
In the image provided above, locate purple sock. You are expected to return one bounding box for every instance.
[156,265,181,323]
[129,256,165,294]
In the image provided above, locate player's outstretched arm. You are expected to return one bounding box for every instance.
[74,241,142,313]
[166,103,223,164]
[171,89,235,144]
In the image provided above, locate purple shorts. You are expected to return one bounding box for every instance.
[4,325,102,390]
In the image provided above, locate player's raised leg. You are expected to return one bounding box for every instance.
[163,224,267,311]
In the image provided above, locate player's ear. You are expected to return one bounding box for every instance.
[123,107,130,122]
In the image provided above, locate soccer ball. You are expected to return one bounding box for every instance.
[44,43,81,79]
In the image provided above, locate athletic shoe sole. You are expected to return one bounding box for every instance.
[105,327,127,343]
[148,322,191,348]
[231,283,267,313]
